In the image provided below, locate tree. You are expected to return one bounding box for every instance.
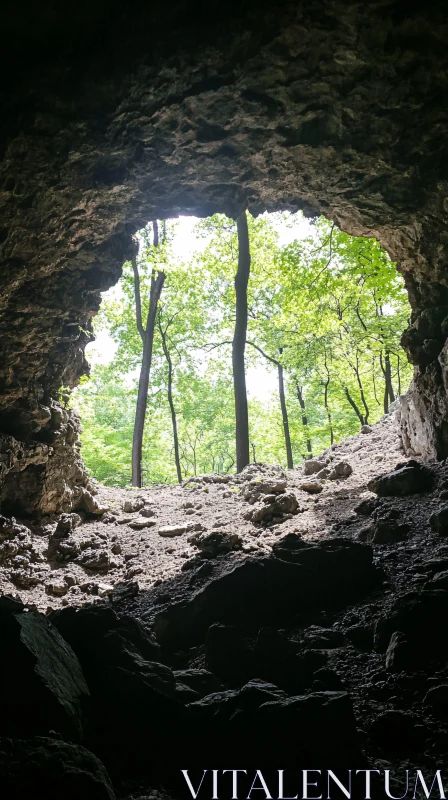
[157,312,182,483]
[232,211,251,472]
[245,341,293,469]
[131,221,166,486]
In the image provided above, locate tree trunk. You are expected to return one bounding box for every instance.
[251,441,256,462]
[323,350,334,446]
[131,221,166,487]
[384,350,395,406]
[344,386,365,427]
[158,319,182,484]
[278,361,293,469]
[245,340,294,471]
[379,349,395,413]
[232,211,251,472]
[296,384,313,454]
[352,353,369,423]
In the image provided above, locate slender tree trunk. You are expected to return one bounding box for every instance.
[344,386,365,427]
[397,354,401,395]
[245,339,294,470]
[384,350,395,405]
[158,319,182,484]
[352,353,369,423]
[251,441,256,462]
[233,211,251,472]
[323,350,334,446]
[372,356,381,406]
[296,384,312,454]
[278,361,293,469]
[379,350,395,413]
[131,221,166,487]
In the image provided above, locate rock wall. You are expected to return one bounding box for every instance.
[1,0,448,511]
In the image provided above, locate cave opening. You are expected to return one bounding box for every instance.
[71,210,413,489]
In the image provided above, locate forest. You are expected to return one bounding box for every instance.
[72,212,413,486]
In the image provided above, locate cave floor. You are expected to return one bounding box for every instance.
[4,406,448,790]
[1,407,412,612]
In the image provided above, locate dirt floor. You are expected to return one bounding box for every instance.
[0,404,406,611]
[5,401,448,793]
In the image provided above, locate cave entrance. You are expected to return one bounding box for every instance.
[71,211,412,488]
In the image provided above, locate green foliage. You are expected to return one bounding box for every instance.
[72,213,412,485]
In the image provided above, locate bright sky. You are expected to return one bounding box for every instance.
[85,212,314,402]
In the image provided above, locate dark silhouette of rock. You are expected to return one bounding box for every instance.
[0,737,115,800]
[423,685,448,720]
[375,590,448,663]
[154,542,379,647]
[368,461,435,496]
[173,668,224,698]
[430,505,448,535]
[0,608,89,740]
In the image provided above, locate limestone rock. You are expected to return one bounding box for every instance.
[187,530,242,557]
[76,489,109,516]
[298,481,323,494]
[122,497,146,513]
[328,461,353,480]
[129,517,156,530]
[77,547,113,572]
[303,459,328,475]
[159,521,202,537]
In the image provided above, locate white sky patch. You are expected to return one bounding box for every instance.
[84,212,314,402]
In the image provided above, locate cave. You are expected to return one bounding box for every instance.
[1,1,448,797]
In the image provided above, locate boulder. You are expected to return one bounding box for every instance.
[205,623,255,685]
[0,608,89,739]
[154,540,379,647]
[51,605,161,675]
[385,631,414,671]
[188,530,242,557]
[374,590,448,663]
[77,547,113,571]
[248,491,299,524]
[159,521,202,537]
[123,496,146,513]
[173,668,224,698]
[0,737,115,800]
[302,625,346,649]
[327,461,353,480]
[423,685,448,720]
[430,569,448,589]
[187,685,361,766]
[303,459,327,476]
[298,481,323,494]
[368,460,435,496]
[429,506,448,535]
[358,519,410,544]
[344,624,374,652]
[369,710,424,754]
[129,518,156,530]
